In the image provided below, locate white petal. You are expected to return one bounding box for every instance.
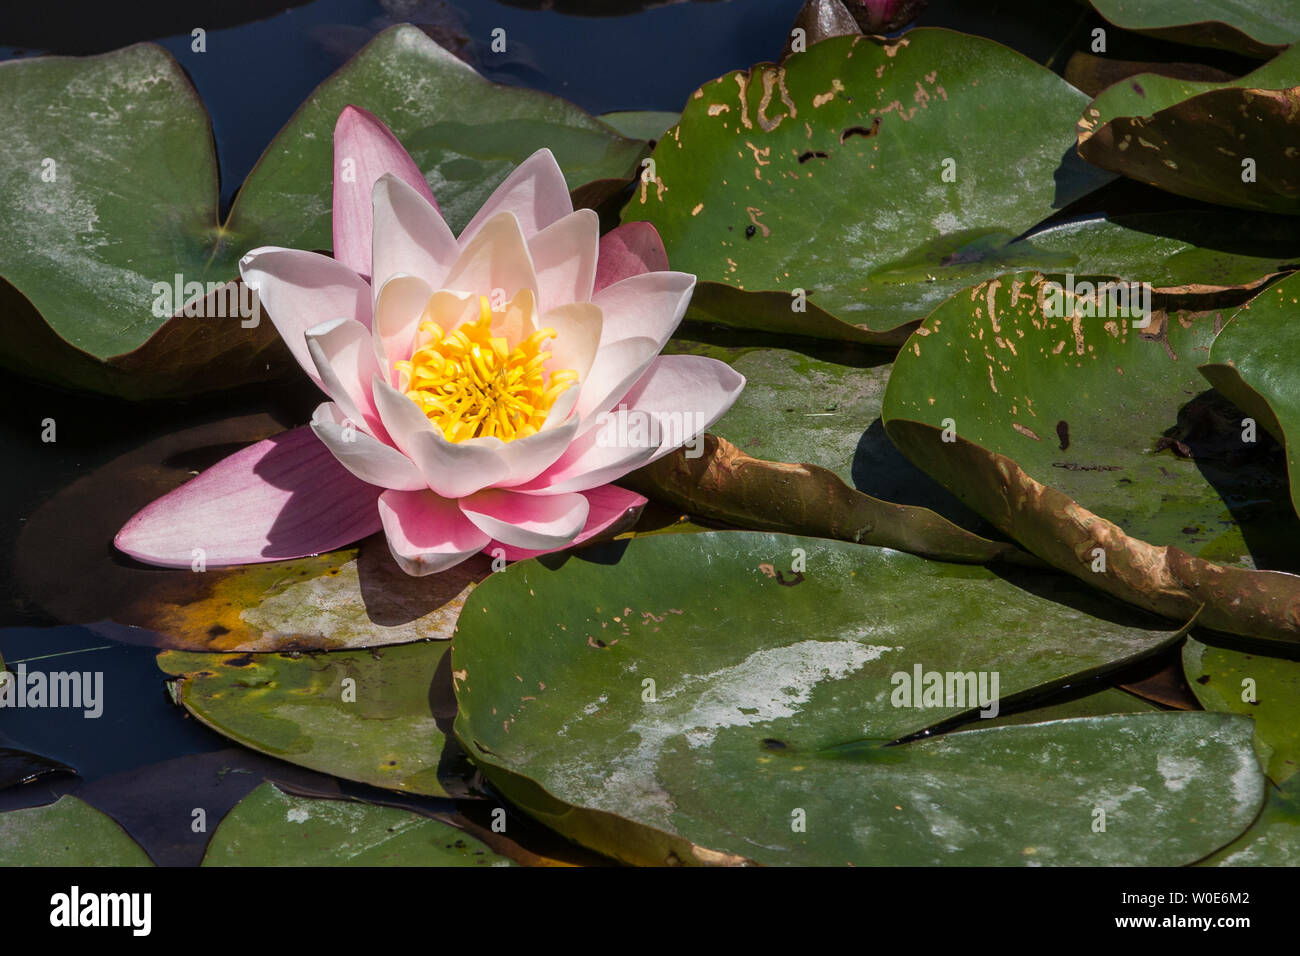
[459,148,573,245]
[309,402,427,491]
[239,247,373,391]
[441,211,539,305]
[371,374,511,498]
[592,269,695,349]
[371,173,459,294]
[528,208,599,313]
[305,317,387,441]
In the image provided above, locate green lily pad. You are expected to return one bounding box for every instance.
[1199,273,1300,522]
[598,110,680,143]
[452,531,1259,865]
[0,795,153,866]
[1077,46,1300,213]
[1184,636,1300,785]
[202,783,512,866]
[1007,211,1300,295]
[16,413,485,651]
[158,640,474,798]
[0,25,644,398]
[1085,0,1300,58]
[620,30,1113,345]
[1203,775,1300,865]
[881,272,1300,643]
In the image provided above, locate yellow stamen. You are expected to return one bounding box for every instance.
[394,295,577,442]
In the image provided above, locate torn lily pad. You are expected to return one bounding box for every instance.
[452,531,1259,865]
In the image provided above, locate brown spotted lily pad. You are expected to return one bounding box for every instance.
[882,271,1300,644]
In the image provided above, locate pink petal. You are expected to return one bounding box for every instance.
[239,247,373,391]
[528,208,599,313]
[333,105,438,279]
[378,489,490,576]
[523,354,745,493]
[305,317,388,441]
[371,173,458,292]
[594,221,669,294]
[115,426,381,568]
[460,489,589,551]
[484,485,648,560]
[310,401,426,491]
[458,148,572,245]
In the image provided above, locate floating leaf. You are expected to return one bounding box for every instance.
[1184,636,1300,785]
[881,272,1300,643]
[16,414,481,650]
[1084,0,1300,58]
[202,783,512,866]
[1063,51,1235,98]
[0,795,152,866]
[0,26,644,397]
[1199,273,1300,522]
[1077,47,1300,213]
[158,640,473,798]
[72,749,347,867]
[453,531,1258,865]
[621,30,1113,345]
[1203,776,1300,865]
[598,110,680,143]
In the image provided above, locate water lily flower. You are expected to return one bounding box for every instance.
[115,106,744,575]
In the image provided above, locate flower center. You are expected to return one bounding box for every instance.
[394,296,578,442]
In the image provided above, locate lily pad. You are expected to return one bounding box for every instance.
[0,25,644,398]
[1085,0,1300,58]
[1064,51,1235,98]
[1203,776,1300,865]
[1077,46,1300,214]
[452,531,1259,865]
[881,272,1300,643]
[202,783,512,866]
[620,30,1113,345]
[16,413,484,651]
[1199,274,1300,522]
[598,110,681,143]
[158,640,474,798]
[0,795,153,866]
[1184,636,1300,785]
